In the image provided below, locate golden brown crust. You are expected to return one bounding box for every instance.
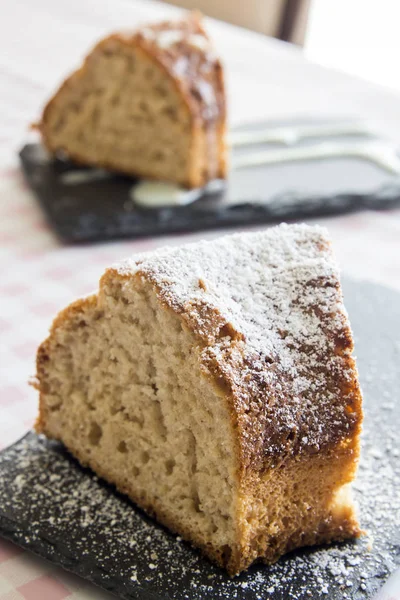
[38,12,227,188]
[35,294,99,433]
[127,12,226,126]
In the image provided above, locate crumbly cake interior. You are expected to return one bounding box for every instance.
[43,44,192,185]
[40,15,227,188]
[36,224,362,575]
[38,278,239,559]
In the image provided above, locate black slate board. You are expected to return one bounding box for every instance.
[0,279,399,599]
[19,119,400,243]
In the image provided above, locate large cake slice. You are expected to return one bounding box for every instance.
[35,224,363,575]
[36,13,226,188]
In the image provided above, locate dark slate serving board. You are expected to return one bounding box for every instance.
[0,279,399,599]
[19,119,400,243]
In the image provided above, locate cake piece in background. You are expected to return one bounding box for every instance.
[36,12,227,189]
[35,224,363,575]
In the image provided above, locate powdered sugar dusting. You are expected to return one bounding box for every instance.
[134,14,223,121]
[116,224,360,463]
[139,21,214,54]
[151,29,185,49]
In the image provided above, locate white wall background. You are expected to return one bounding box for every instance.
[305,0,400,93]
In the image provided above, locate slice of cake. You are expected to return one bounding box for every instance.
[35,224,363,575]
[36,13,227,188]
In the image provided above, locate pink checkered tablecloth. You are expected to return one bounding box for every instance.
[1,0,400,598]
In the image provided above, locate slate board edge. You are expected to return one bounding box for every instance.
[18,143,400,244]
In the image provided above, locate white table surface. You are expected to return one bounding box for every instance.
[1,0,400,597]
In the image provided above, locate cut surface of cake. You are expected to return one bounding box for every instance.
[35,224,363,575]
[37,12,226,188]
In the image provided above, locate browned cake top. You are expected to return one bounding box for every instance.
[115,224,362,471]
[109,13,225,125]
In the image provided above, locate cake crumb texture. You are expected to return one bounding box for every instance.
[37,12,227,188]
